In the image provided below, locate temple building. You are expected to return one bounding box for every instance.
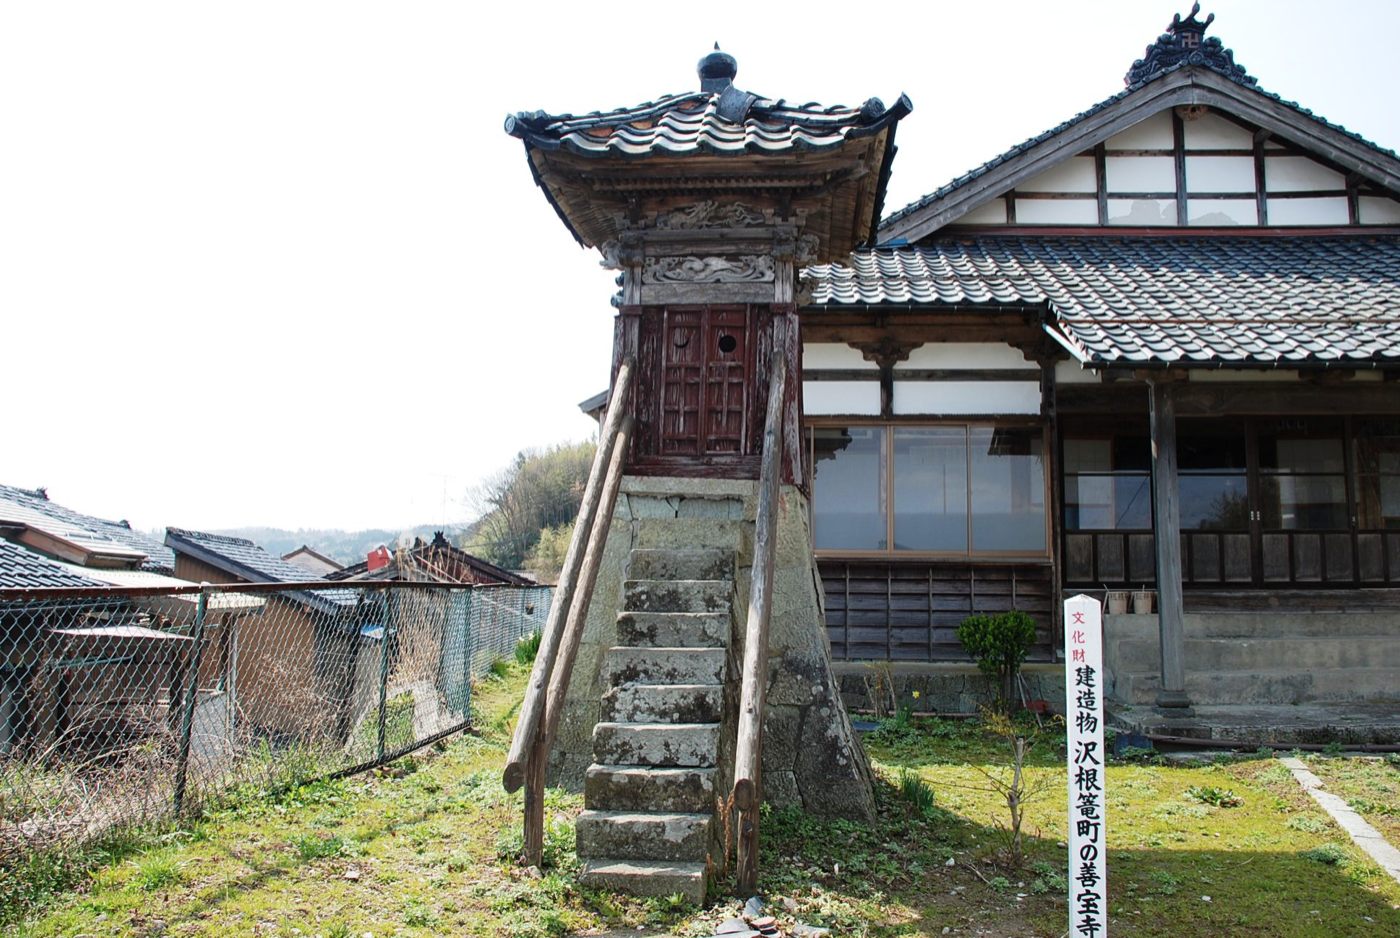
[802,4,1400,723]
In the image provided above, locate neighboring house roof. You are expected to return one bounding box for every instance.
[878,16,1400,242]
[281,545,343,576]
[330,532,533,586]
[0,484,174,573]
[0,539,105,589]
[164,527,356,613]
[803,235,1400,369]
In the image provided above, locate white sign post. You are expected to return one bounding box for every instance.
[1065,594,1107,938]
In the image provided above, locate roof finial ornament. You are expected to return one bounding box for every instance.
[698,43,738,93]
[1169,2,1214,49]
[1124,5,1255,88]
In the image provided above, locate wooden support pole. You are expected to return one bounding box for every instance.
[521,418,635,869]
[733,348,787,897]
[522,732,547,867]
[503,358,634,793]
[1148,381,1192,711]
[541,417,634,749]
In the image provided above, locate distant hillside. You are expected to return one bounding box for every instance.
[212,525,473,567]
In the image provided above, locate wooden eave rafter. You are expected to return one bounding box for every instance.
[529,131,889,254]
[880,67,1400,244]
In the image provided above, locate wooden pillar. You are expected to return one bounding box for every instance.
[1148,380,1191,711]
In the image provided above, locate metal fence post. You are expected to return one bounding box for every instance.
[375,589,393,763]
[463,587,475,716]
[173,585,210,816]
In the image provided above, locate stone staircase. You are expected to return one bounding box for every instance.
[1105,611,1400,705]
[576,546,737,903]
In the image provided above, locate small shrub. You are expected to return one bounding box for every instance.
[1384,752,1400,769]
[957,611,1037,711]
[133,854,183,892]
[898,768,937,817]
[1185,786,1243,808]
[1300,843,1349,866]
[488,657,513,680]
[514,630,543,665]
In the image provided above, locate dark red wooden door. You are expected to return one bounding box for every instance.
[657,306,751,458]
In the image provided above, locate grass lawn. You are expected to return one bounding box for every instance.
[3,665,1398,937]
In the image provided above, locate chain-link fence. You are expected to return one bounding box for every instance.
[0,581,550,861]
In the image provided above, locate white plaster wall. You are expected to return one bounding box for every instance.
[1182,111,1254,149]
[1266,156,1346,192]
[1188,199,1257,226]
[961,200,1008,224]
[1106,111,1173,150]
[897,342,1037,371]
[1106,155,1176,192]
[1018,157,1097,193]
[803,343,878,370]
[1016,198,1098,225]
[1055,361,1101,384]
[1185,155,1255,193]
[893,380,1041,415]
[1359,197,1400,224]
[1267,197,1349,225]
[804,381,880,415]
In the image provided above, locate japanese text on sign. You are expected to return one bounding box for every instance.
[1065,595,1107,938]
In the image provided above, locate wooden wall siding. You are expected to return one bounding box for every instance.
[976,105,1400,229]
[819,560,1055,662]
[1064,529,1400,587]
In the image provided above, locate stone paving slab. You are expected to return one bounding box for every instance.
[1280,756,1400,885]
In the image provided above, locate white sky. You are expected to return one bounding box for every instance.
[3,1,1397,533]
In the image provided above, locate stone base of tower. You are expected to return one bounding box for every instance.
[548,475,875,824]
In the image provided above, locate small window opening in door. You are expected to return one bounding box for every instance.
[717,334,737,354]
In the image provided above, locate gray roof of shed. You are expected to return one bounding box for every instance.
[0,539,106,589]
[0,484,174,573]
[803,235,1400,368]
[164,528,356,612]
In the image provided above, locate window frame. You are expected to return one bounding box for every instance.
[806,418,1052,560]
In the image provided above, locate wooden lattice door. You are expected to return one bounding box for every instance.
[658,306,751,457]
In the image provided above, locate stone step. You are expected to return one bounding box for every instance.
[626,548,735,582]
[603,683,724,724]
[585,764,716,813]
[617,611,731,648]
[633,517,747,553]
[1112,636,1399,673]
[593,721,719,767]
[578,858,706,904]
[575,809,710,862]
[1107,612,1400,640]
[1115,667,1400,706]
[623,579,732,615]
[606,646,727,687]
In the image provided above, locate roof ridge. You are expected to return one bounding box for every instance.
[166,526,255,547]
[881,51,1398,235]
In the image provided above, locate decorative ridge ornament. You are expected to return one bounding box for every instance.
[1124,3,1256,88]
